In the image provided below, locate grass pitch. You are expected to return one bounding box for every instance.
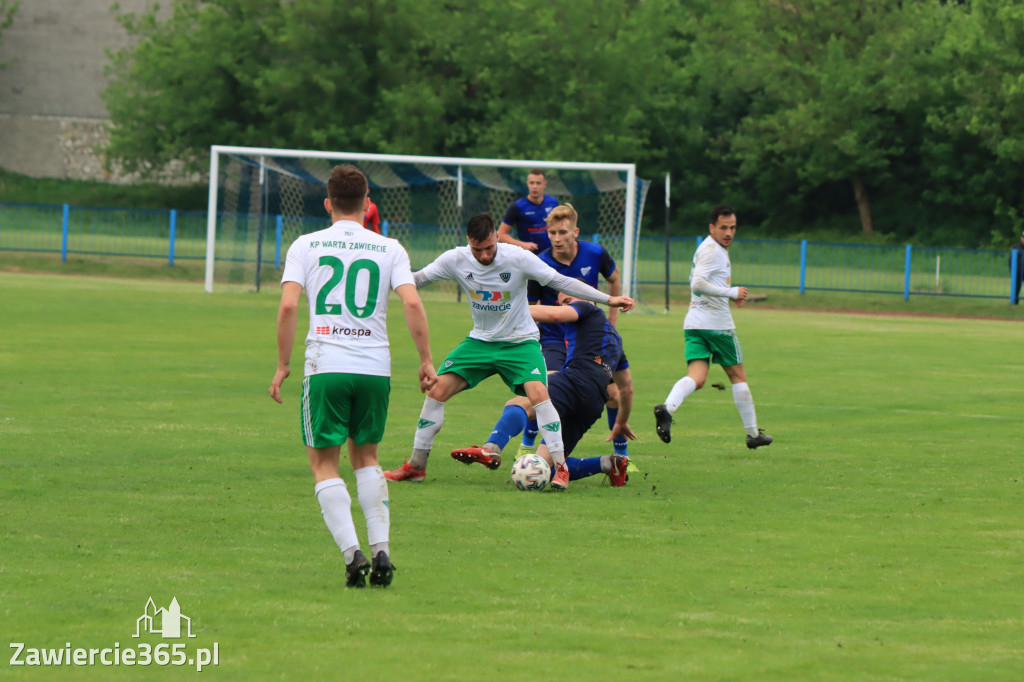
[1,272,1022,681]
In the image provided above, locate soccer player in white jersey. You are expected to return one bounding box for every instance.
[383,212,635,491]
[269,165,437,588]
[653,205,772,450]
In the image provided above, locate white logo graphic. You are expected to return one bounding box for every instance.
[444,360,454,368]
[134,597,196,639]
[531,368,541,375]
[580,266,592,276]
[9,597,219,671]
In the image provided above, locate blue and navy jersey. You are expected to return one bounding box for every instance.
[502,195,559,251]
[557,301,628,398]
[529,241,617,347]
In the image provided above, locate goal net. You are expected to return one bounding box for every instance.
[205,146,650,297]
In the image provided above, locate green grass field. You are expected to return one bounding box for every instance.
[2,272,1022,681]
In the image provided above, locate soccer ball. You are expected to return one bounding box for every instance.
[510,454,550,491]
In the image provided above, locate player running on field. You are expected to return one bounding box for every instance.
[452,291,634,487]
[383,212,634,491]
[653,204,772,450]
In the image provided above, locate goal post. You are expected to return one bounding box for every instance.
[205,145,650,296]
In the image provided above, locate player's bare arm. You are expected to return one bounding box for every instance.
[529,303,581,325]
[607,295,634,312]
[497,221,537,251]
[605,270,622,326]
[395,283,437,393]
[735,286,749,307]
[269,281,303,404]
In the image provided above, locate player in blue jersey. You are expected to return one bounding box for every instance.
[497,169,559,252]
[520,204,629,459]
[452,292,634,487]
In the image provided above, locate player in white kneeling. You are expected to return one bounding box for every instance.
[654,204,772,450]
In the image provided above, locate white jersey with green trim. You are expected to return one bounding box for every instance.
[684,235,738,331]
[281,219,414,377]
[416,243,562,343]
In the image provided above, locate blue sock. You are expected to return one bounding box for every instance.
[561,456,604,481]
[521,418,539,447]
[488,405,529,451]
[607,407,628,454]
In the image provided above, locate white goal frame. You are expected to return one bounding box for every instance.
[205,145,640,295]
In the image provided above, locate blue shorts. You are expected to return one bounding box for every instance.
[541,342,567,373]
[547,372,604,456]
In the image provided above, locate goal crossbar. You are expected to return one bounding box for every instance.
[205,145,641,295]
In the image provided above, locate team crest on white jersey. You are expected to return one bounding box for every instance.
[499,272,511,282]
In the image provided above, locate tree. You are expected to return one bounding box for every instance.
[103,0,282,174]
[719,0,948,235]
[242,0,461,155]
[927,0,1024,241]
[443,0,678,164]
[100,0,684,172]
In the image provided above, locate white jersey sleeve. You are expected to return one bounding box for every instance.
[413,249,459,288]
[546,272,612,304]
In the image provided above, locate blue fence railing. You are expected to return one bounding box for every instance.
[1,201,1020,303]
[633,234,1021,303]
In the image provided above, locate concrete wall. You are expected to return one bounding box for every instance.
[0,0,189,182]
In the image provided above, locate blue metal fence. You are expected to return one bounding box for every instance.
[1,201,1020,302]
[633,234,1019,303]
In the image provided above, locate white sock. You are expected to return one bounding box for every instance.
[665,376,697,413]
[534,400,565,464]
[412,396,445,454]
[732,382,759,436]
[314,478,360,563]
[355,466,389,558]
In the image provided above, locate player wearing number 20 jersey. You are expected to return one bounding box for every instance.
[281,219,415,378]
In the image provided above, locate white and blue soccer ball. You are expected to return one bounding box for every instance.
[511,454,550,491]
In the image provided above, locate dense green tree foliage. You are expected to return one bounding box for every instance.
[101,0,1024,246]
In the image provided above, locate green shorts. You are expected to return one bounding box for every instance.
[301,373,390,448]
[684,328,743,367]
[439,337,547,396]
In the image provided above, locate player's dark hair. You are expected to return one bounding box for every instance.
[327,165,368,215]
[466,213,496,241]
[709,204,735,225]
[528,169,547,179]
